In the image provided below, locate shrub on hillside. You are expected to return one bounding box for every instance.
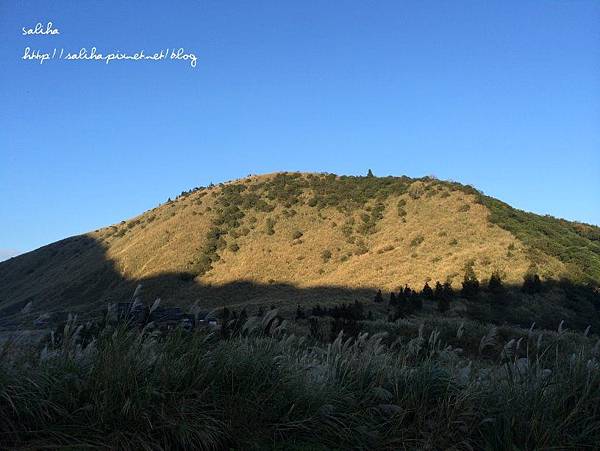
[461,262,480,300]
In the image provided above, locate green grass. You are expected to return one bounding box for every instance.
[480,195,600,284]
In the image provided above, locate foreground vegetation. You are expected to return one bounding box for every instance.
[1,172,599,449]
[2,302,600,450]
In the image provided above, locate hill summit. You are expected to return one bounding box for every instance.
[0,172,598,322]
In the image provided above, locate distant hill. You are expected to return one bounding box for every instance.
[1,172,598,324]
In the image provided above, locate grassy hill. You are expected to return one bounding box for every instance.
[0,172,598,324]
[2,172,600,450]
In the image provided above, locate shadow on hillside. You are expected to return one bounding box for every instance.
[0,234,598,332]
[0,234,376,326]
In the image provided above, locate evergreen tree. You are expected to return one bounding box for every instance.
[434,281,444,300]
[389,292,397,306]
[522,273,542,294]
[488,271,504,295]
[461,262,480,300]
[422,282,434,300]
[374,289,384,303]
[442,281,454,299]
[367,169,374,177]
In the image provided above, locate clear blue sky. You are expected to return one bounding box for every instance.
[1,0,599,259]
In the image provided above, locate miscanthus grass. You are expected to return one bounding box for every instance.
[0,314,599,450]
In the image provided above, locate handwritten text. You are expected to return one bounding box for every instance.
[22,47,198,68]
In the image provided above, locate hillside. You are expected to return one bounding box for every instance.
[1,172,599,324]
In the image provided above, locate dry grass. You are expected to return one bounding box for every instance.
[1,310,600,450]
[97,174,563,289]
[0,172,579,319]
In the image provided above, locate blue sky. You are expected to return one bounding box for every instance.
[1,0,599,259]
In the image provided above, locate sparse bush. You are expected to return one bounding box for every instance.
[265,217,276,235]
[410,235,425,247]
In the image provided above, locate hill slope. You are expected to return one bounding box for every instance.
[1,172,598,322]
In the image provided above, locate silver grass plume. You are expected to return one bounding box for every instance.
[479,326,498,354]
[516,337,523,354]
[21,301,33,314]
[536,333,543,350]
[150,297,161,314]
[528,322,536,338]
[501,339,516,361]
[131,283,143,301]
[456,321,464,339]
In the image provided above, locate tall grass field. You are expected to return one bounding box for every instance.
[1,307,600,450]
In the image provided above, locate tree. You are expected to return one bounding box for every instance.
[442,281,454,299]
[488,271,505,295]
[461,262,480,300]
[295,304,305,320]
[434,280,450,314]
[374,289,384,303]
[522,273,542,294]
[434,281,444,300]
[367,169,374,177]
[422,282,434,300]
[389,292,397,306]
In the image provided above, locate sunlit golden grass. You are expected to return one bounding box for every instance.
[0,172,588,320]
[97,173,565,290]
